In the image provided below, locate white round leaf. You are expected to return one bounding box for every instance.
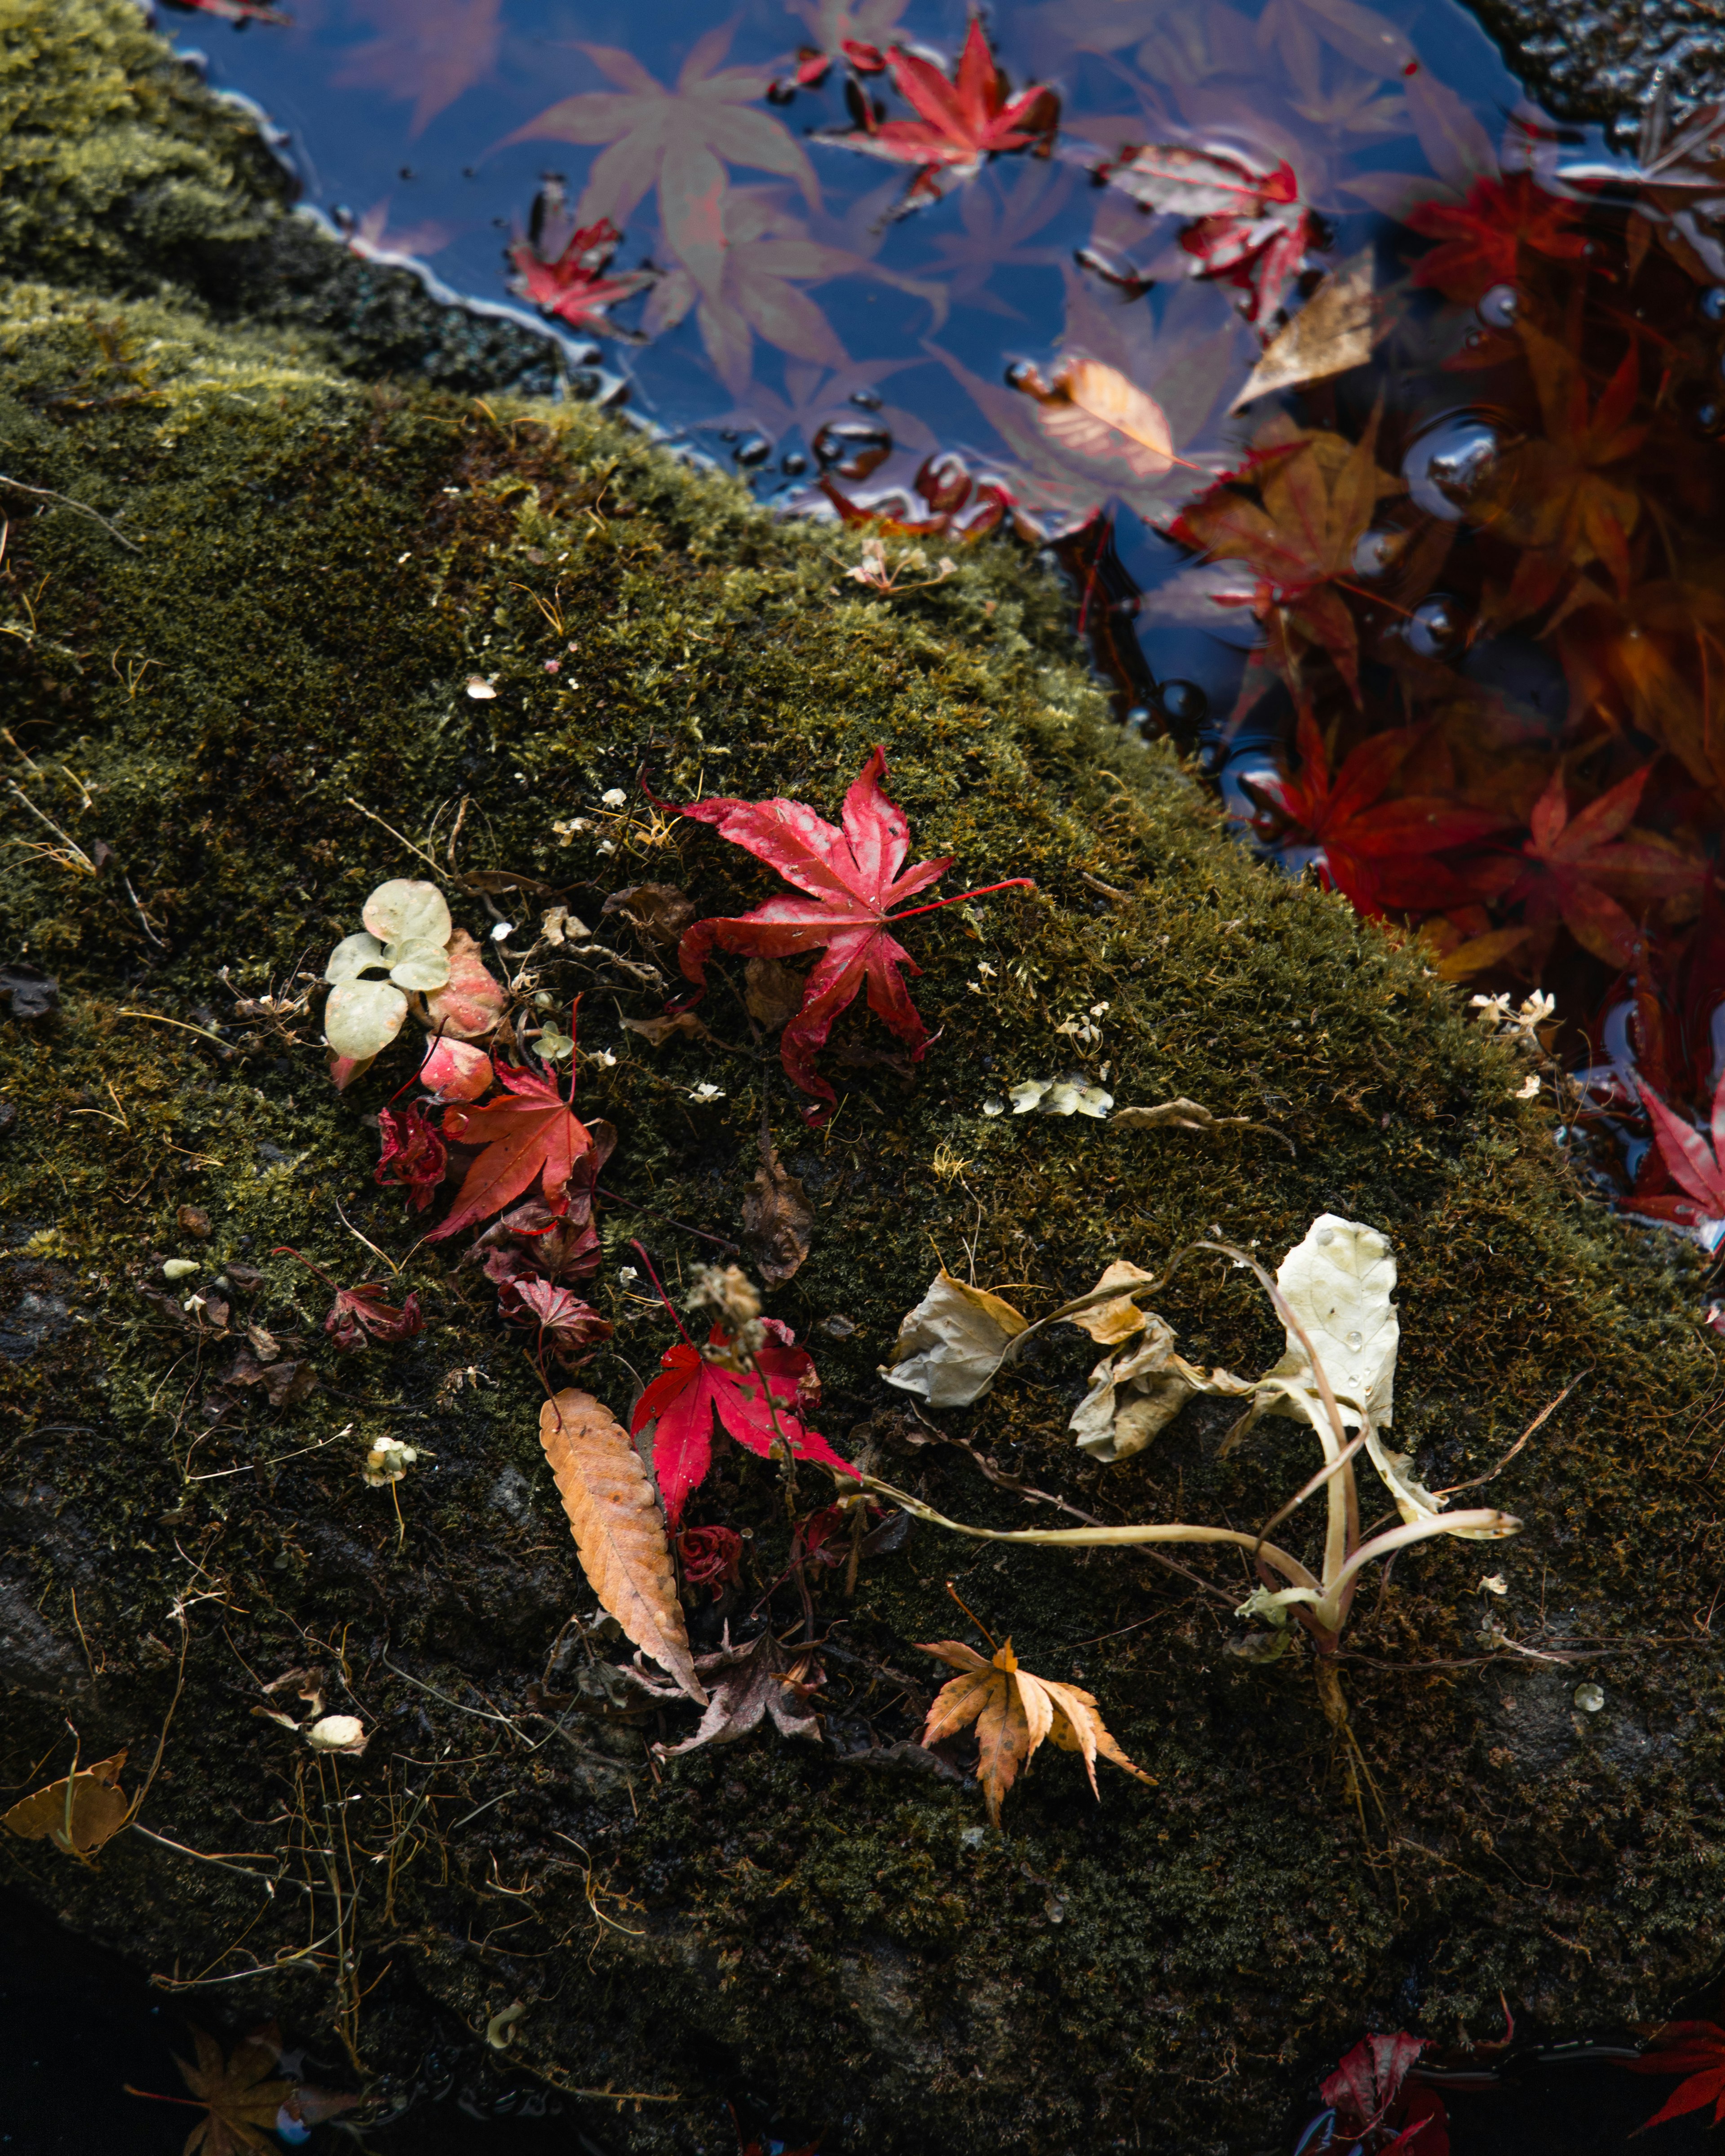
[325,931,387,985]
[324,977,407,1059]
[385,936,452,992]
[363,879,451,950]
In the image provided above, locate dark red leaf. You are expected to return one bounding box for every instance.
[498,1275,613,1359]
[375,1102,447,1213]
[677,1524,743,1595]
[326,1281,424,1352]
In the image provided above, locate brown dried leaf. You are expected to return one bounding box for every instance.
[1063,1258,1156,1344]
[743,954,804,1032]
[3,1749,129,1856]
[1112,1097,1294,1153]
[539,1389,706,1702]
[920,1640,1152,1826]
[651,1625,821,1757]
[621,1009,723,1050]
[1230,249,1381,411]
[602,884,696,950]
[743,1134,813,1288]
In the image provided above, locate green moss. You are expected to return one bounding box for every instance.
[3,12,1725,2153]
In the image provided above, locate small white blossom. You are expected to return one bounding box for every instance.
[1517,991,1556,1030]
[1088,1001,1110,1018]
[686,1081,725,1102]
[975,962,997,979]
[364,1436,419,1487]
[1479,1573,1509,1596]
[600,787,628,808]
[1515,1072,1540,1099]
[465,676,498,700]
[617,1265,640,1285]
[551,817,592,844]
[1470,992,1513,1024]
[586,1047,618,1069]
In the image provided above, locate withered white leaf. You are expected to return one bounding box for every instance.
[1070,1317,1254,1463]
[1258,1212,1398,1434]
[881,1269,1028,1409]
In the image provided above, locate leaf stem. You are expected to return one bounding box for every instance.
[628,1238,694,1347]
[886,877,1036,925]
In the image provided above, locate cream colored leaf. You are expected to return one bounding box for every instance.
[1230,249,1378,411]
[363,878,452,950]
[1035,358,1175,479]
[1261,1212,1398,1432]
[880,1269,1028,1409]
[323,976,408,1059]
[1112,1097,1236,1132]
[385,934,453,992]
[1070,1319,1254,1463]
[1065,1259,1156,1344]
[539,1389,705,1702]
[325,930,387,985]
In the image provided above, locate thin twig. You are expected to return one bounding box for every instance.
[0,472,141,550]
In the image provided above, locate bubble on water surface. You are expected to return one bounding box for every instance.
[1350,528,1401,578]
[1154,679,1208,729]
[1402,416,1501,521]
[1477,282,1521,328]
[733,435,771,468]
[1407,595,1463,657]
[780,451,808,476]
[1702,286,1725,323]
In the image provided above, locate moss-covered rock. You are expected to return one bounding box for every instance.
[4,6,1725,2150]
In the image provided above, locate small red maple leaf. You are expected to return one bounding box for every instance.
[1406,172,1588,305]
[1624,2020,1725,2133]
[326,1281,424,1352]
[668,746,1031,1122]
[430,1056,593,1242]
[507,217,655,332]
[631,1319,854,1523]
[1095,142,1310,331]
[1622,1064,1725,1231]
[1319,2032,1450,2155]
[1246,714,1511,918]
[498,1275,613,1360]
[1507,766,1703,968]
[375,1101,447,1213]
[817,19,1058,214]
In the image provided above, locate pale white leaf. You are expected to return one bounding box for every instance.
[880,1269,1029,1409]
[1261,1212,1398,1432]
[324,977,408,1059]
[325,931,387,985]
[363,878,452,950]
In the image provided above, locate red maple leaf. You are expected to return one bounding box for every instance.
[1623,1064,1725,1231]
[375,1101,447,1213]
[630,1319,854,1523]
[817,19,1058,214]
[326,1281,425,1352]
[498,1276,613,1359]
[1246,714,1511,917]
[429,1059,593,1242]
[1406,172,1588,305]
[466,1120,616,1285]
[1624,2020,1725,2133]
[669,746,1031,1122]
[508,217,655,333]
[1320,2032,1450,2154]
[1095,142,1310,331]
[1507,766,1704,968]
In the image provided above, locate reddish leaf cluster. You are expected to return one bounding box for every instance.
[375,1101,447,1212]
[677,1523,743,1595]
[508,216,655,333]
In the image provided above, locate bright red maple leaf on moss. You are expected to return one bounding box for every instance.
[1406,172,1588,304]
[429,1058,593,1241]
[1245,712,1510,917]
[669,746,1031,1122]
[818,18,1058,213]
[631,1319,854,1523]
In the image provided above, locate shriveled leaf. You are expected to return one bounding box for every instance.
[422,927,508,1038]
[363,879,452,950]
[539,1388,705,1701]
[1064,1258,1156,1344]
[919,1638,1152,1825]
[1070,1320,1254,1463]
[324,976,407,1060]
[743,954,805,1031]
[1009,1074,1113,1117]
[881,1268,1027,1407]
[375,1100,447,1211]
[602,884,697,949]
[653,1625,821,1757]
[3,1749,129,1856]
[621,1009,725,1049]
[1111,1096,1295,1152]
[325,1280,423,1352]
[1230,249,1378,410]
[742,1133,814,1287]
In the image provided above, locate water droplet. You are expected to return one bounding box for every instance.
[1402,415,1501,521]
[1316,1225,1335,1245]
[1004,359,1039,392]
[1701,285,1725,323]
[1574,1682,1605,1713]
[1351,527,1402,577]
[812,420,893,478]
[1074,243,1149,294]
[1407,595,1463,658]
[1155,679,1208,728]
[1124,704,1154,732]
[780,451,809,477]
[1345,1329,1363,1352]
[733,434,772,468]
[1477,282,1520,329]
[849,388,884,411]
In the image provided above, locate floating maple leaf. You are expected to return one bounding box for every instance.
[1318,2031,1450,2155]
[1093,141,1312,331]
[127,2024,357,2156]
[1623,1063,1725,1233]
[668,745,1031,1119]
[330,0,501,135]
[920,1636,1153,1825]
[429,1057,593,1242]
[815,18,1058,216]
[1170,412,1402,700]
[1506,766,1703,968]
[508,216,655,334]
[505,27,818,295]
[1406,171,1587,305]
[1625,2020,1725,2133]
[1244,712,1511,917]
[631,1317,854,1523]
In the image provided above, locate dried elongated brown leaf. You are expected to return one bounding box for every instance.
[539,1389,705,1701]
[3,1749,129,1856]
[743,1133,813,1287]
[1112,1097,1294,1153]
[743,954,804,1031]
[1229,249,1381,411]
[920,1640,1153,1825]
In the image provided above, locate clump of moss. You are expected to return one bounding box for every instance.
[2,11,1724,2154]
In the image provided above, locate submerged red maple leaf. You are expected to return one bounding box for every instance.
[507,216,655,332]
[1624,2020,1725,2133]
[1622,1063,1725,1232]
[1318,2031,1449,2154]
[631,1318,854,1523]
[1505,766,1703,968]
[1246,713,1510,917]
[817,18,1058,215]
[669,746,1032,1122]
[1406,172,1588,305]
[1096,141,1311,331]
